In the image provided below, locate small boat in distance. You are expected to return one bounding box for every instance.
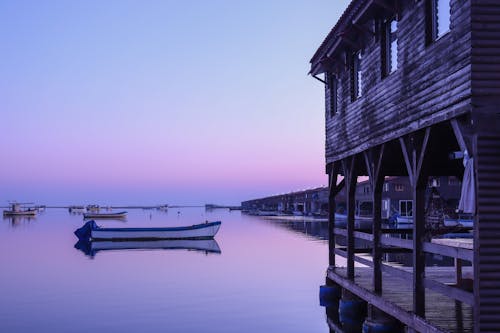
[3,203,37,217]
[75,220,221,241]
[396,215,413,224]
[69,206,86,213]
[443,214,474,228]
[83,211,127,219]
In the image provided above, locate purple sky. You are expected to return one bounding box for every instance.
[0,0,350,205]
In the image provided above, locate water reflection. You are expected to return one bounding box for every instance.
[258,216,455,267]
[3,216,36,227]
[74,239,222,258]
[263,218,330,240]
[0,208,330,333]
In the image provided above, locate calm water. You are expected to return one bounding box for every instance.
[0,208,334,333]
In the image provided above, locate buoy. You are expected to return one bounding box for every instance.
[339,299,367,320]
[362,318,403,333]
[339,298,367,333]
[319,284,341,307]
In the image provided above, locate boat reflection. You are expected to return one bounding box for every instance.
[74,238,222,258]
[3,215,36,227]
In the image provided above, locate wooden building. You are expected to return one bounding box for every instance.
[241,186,341,215]
[310,0,500,332]
[356,176,463,219]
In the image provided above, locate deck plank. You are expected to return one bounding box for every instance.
[328,267,473,333]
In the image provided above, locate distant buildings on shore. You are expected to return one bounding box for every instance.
[241,176,462,219]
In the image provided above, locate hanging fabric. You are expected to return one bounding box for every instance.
[458,150,475,213]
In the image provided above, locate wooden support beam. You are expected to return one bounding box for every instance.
[450,118,469,153]
[338,32,362,50]
[352,22,375,37]
[374,0,397,12]
[363,144,385,294]
[400,128,431,317]
[342,156,358,280]
[399,137,414,185]
[328,162,341,267]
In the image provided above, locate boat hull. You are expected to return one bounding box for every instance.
[396,216,413,224]
[83,211,127,219]
[75,220,221,241]
[3,210,37,216]
[444,218,473,228]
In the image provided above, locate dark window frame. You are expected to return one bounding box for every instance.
[351,50,363,101]
[326,72,338,116]
[381,16,398,77]
[426,0,451,44]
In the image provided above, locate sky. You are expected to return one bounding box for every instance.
[0,0,350,205]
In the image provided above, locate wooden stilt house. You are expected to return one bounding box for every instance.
[310,0,500,332]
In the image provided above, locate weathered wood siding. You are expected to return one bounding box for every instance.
[474,133,500,333]
[471,2,500,331]
[324,0,472,164]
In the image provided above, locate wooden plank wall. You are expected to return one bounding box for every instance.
[471,2,500,332]
[324,0,472,163]
[474,133,500,333]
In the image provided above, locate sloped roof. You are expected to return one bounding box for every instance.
[309,0,373,75]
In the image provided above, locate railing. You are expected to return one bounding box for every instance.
[332,226,474,305]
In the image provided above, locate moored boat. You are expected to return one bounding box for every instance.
[69,206,86,213]
[83,211,127,219]
[396,215,413,224]
[3,203,37,217]
[75,220,222,241]
[443,215,474,228]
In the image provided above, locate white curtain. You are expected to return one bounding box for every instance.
[458,150,475,214]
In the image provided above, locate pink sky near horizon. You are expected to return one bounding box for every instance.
[0,0,350,205]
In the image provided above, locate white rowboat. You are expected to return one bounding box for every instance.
[75,220,221,241]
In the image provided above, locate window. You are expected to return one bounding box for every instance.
[399,200,413,217]
[382,17,398,76]
[383,199,389,211]
[395,184,404,192]
[448,176,460,186]
[351,51,363,100]
[326,72,338,116]
[427,0,451,43]
[383,183,389,192]
[429,178,441,187]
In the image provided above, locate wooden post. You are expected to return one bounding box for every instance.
[399,127,431,317]
[328,162,344,267]
[342,156,358,280]
[363,144,385,294]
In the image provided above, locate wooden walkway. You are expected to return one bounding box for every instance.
[327,267,473,333]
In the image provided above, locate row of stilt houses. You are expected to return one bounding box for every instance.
[310,0,500,332]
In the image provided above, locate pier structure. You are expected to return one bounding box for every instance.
[310,0,500,332]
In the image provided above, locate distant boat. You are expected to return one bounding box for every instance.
[75,220,222,241]
[74,238,221,257]
[443,215,474,228]
[86,205,100,212]
[83,211,127,219]
[396,215,413,224]
[69,206,86,213]
[3,203,37,217]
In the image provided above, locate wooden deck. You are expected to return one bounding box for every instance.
[327,266,473,333]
